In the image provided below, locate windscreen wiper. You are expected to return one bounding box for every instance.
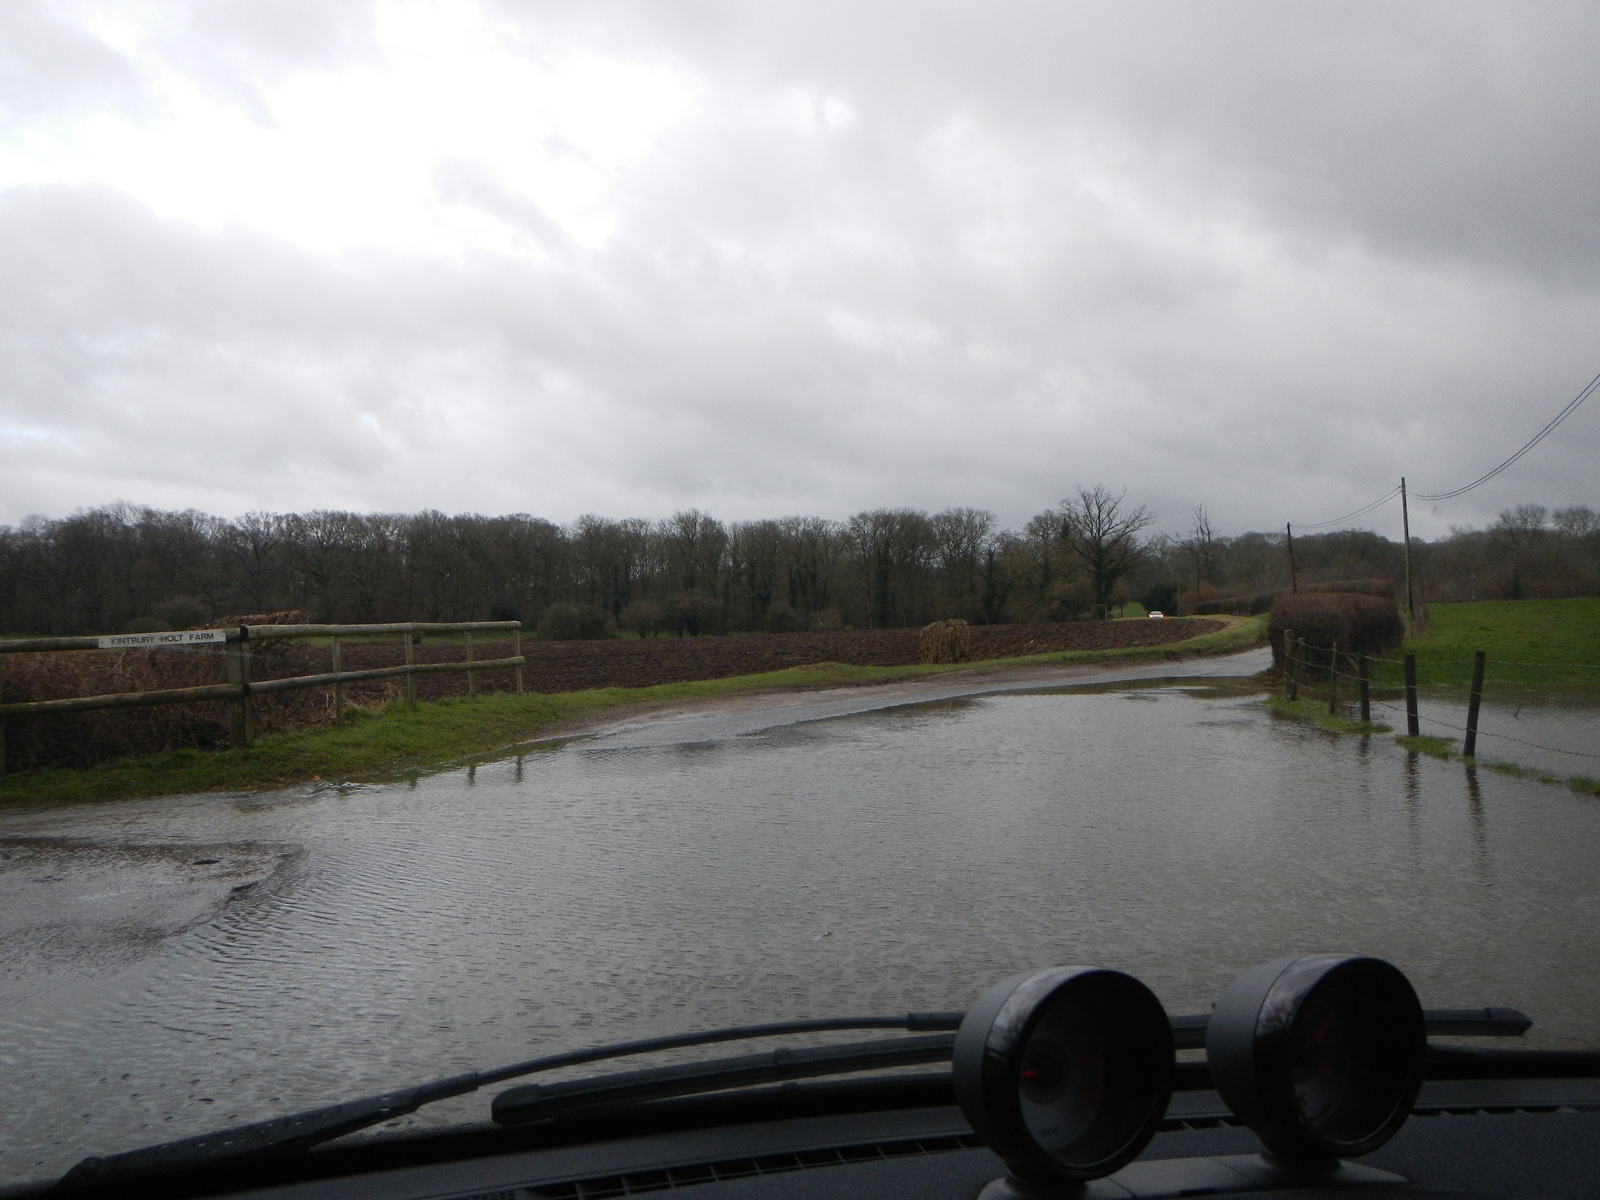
[55,1012,962,1190]
[1167,1005,1532,1049]
[53,1004,1534,1190]
[491,1032,956,1125]
[492,1007,1540,1124]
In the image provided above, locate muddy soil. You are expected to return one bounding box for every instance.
[335,617,1225,697]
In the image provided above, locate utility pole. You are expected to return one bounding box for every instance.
[1285,523,1299,593]
[1400,477,1415,627]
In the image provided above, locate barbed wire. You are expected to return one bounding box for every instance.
[1284,649,1600,672]
[1361,697,1600,760]
[1275,646,1600,761]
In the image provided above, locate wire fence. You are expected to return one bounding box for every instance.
[1279,639,1600,764]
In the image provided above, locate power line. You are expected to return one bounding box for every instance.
[1292,486,1401,531]
[1413,369,1600,501]
[1289,365,1598,529]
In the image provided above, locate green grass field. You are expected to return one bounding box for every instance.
[1370,598,1600,692]
[0,616,1264,807]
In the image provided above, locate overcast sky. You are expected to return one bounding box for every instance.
[3,1,1598,540]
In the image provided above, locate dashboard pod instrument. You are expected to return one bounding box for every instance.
[953,966,1175,1197]
[1206,953,1426,1166]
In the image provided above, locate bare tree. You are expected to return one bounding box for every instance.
[662,509,728,595]
[930,507,996,610]
[777,515,843,620]
[1059,485,1154,615]
[1179,505,1218,604]
[1553,505,1600,538]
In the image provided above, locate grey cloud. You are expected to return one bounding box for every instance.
[4,3,1599,539]
[559,1,1600,282]
[0,1,140,120]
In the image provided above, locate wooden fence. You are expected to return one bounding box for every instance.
[0,621,524,774]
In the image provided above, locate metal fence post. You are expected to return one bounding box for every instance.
[1404,653,1419,737]
[1463,650,1486,758]
[1284,630,1298,700]
[331,634,343,725]
[404,629,416,705]
[1327,642,1339,715]
[1358,653,1370,724]
[514,625,523,695]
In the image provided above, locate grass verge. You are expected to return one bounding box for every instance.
[0,617,1266,806]
[1477,759,1600,797]
[1264,694,1392,735]
[1395,734,1455,759]
[1372,598,1600,692]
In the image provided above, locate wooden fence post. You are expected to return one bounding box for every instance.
[1404,653,1419,737]
[1284,630,1298,700]
[0,623,522,749]
[1358,653,1371,724]
[514,625,523,695]
[226,627,253,747]
[1327,642,1339,715]
[465,630,475,696]
[331,635,343,725]
[1463,650,1486,758]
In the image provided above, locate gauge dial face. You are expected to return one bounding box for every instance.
[1291,990,1352,1127]
[1017,999,1106,1158]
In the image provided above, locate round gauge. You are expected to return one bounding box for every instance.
[1206,954,1425,1164]
[953,966,1174,1185]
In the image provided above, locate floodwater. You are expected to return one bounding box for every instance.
[1393,689,1600,779]
[2,647,1598,1186]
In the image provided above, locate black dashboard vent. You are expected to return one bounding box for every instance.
[517,1133,984,1198]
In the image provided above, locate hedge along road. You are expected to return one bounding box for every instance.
[0,617,1266,806]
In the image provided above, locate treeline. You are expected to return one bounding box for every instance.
[1,495,1596,637]
[1143,502,1600,611]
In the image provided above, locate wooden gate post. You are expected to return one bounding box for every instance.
[226,626,253,747]
[1284,630,1298,700]
[404,630,416,705]
[465,630,475,696]
[1358,653,1371,724]
[514,625,523,695]
[1327,642,1339,715]
[331,635,343,725]
[1403,653,1419,737]
[1463,650,1486,758]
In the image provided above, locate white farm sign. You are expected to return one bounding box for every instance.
[97,629,227,650]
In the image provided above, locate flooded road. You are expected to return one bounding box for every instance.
[2,648,1597,1185]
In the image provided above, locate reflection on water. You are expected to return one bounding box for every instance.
[1,677,1598,1183]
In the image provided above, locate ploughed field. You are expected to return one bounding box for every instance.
[0,618,1221,770]
[390,616,1225,695]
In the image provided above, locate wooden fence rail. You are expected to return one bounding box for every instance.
[0,621,524,773]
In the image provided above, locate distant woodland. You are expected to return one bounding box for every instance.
[2,490,1597,637]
